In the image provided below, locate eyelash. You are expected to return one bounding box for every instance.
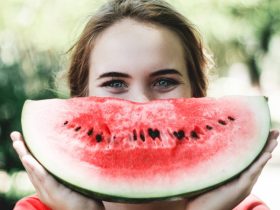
[100,78,181,92]
[101,80,128,89]
[153,78,181,88]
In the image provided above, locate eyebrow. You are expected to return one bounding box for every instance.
[97,69,182,80]
[150,69,183,77]
[97,72,132,79]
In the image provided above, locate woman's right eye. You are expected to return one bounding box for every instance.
[100,80,128,92]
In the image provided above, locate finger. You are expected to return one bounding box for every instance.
[10,131,24,142]
[266,130,279,143]
[11,131,49,185]
[263,139,278,154]
[242,152,271,183]
[12,137,30,160]
[11,131,54,186]
[10,131,29,158]
[270,129,279,140]
[23,155,56,206]
[23,155,73,207]
[22,155,51,185]
[11,132,49,199]
[22,155,49,197]
[22,155,61,198]
[11,131,63,202]
[262,130,279,153]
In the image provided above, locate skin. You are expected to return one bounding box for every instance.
[11,19,279,210]
[88,19,191,101]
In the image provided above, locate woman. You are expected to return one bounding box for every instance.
[11,0,279,209]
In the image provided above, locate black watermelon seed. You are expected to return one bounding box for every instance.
[64,121,68,125]
[96,134,102,142]
[148,128,160,140]
[218,120,227,125]
[133,129,137,141]
[177,130,185,139]
[190,130,199,139]
[87,128,93,136]
[206,125,213,130]
[173,130,185,140]
[228,116,235,121]
[140,130,145,142]
[75,126,81,131]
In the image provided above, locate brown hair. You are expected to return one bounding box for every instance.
[68,0,211,97]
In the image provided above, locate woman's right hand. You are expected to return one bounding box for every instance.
[184,130,279,210]
[10,131,105,210]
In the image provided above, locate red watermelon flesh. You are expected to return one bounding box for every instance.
[21,96,270,202]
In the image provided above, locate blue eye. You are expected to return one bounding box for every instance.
[101,80,128,92]
[153,78,180,89]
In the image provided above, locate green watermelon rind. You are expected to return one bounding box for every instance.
[21,96,271,203]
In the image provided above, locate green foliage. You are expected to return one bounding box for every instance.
[0,44,60,208]
[226,0,280,85]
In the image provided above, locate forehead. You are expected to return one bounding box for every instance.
[89,18,186,77]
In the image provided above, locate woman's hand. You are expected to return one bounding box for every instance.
[10,131,105,210]
[185,130,279,210]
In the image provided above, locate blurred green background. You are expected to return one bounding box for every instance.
[0,0,280,209]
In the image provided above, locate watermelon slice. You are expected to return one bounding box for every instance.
[21,96,270,202]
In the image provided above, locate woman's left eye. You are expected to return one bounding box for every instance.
[153,78,180,90]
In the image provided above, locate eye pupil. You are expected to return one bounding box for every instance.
[152,78,180,92]
[101,79,128,92]
[155,79,175,88]
[111,81,123,88]
[159,80,168,87]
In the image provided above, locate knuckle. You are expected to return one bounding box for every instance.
[239,173,253,188]
[37,173,47,185]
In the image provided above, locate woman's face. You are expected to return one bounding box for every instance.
[88,18,192,102]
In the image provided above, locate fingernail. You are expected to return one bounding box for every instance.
[10,132,19,141]
[10,133,16,141]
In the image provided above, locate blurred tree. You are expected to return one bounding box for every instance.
[203,0,280,87]
[0,42,60,208]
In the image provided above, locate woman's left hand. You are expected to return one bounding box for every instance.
[185,129,279,210]
[11,131,105,210]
